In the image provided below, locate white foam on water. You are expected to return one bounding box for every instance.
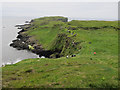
[37,55,40,58]
[41,56,45,58]
[13,58,22,64]
[1,62,12,67]
[6,62,12,65]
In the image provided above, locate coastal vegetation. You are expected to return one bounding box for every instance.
[2,16,119,88]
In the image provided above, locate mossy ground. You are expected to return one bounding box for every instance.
[2,16,119,88]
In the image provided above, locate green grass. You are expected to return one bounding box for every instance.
[68,20,118,28]
[2,16,118,88]
[2,56,118,88]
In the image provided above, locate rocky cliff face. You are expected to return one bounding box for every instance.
[10,16,70,58]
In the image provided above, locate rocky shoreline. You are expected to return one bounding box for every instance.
[10,19,60,58]
[9,17,80,59]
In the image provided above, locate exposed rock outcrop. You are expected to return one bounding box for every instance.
[10,17,69,58]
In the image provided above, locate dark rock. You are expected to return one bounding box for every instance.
[74,42,80,45]
[17,27,22,29]
[68,30,71,33]
[25,21,29,23]
[89,42,92,44]
[18,29,26,34]
[10,43,14,46]
[117,28,120,30]
[10,39,29,50]
[57,18,68,22]
[68,26,78,30]
[30,19,34,23]
[15,24,31,29]
[71,55,76,57]
[17,34,23,39]
[10,17,80,59]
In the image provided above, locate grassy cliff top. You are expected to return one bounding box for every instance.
[2,16,118,88]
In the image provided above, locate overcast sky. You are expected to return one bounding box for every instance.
[0,0,119,2]
[2,2,118,20]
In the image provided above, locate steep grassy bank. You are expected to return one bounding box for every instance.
[10,16,80,58]
[2,16,119,88]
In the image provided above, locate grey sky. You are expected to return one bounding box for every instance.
[0,0,119,2]
[2,2,118,20]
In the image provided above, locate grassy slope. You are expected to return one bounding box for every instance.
[2,17,118,88]
[25,17,67,47]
